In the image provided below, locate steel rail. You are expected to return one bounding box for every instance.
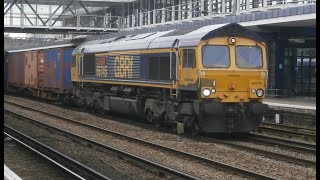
[4,106,275,180]
[257,125,316,142]
[261,122,316,134]
[261,122,315,132]
[198,136,315,167]
[4,125,111,180]
[247,133,316,154]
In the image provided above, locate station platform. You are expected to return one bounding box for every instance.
[4,165,22,180]
[263,97,316,115]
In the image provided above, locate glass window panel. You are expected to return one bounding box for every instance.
[302,48,310,56]
[311,58,316,67]
[236,46,263,68]
[303,58,310,66]
[297,48,302,56]
[202,45,230,68]
[296,58,301,66]
[182,49,195,68]
[310,48,316,57]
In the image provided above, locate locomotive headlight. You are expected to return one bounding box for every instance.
[203,88,211,97]
[229,37,237,44]
[211,88,216,94]
[251,89,256,94]
[256,89,264,97]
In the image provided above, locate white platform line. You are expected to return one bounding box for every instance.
[264,102,316,110]
[4,165,22,180]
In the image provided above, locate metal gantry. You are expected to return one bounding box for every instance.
[4,0,316,34]
[4,0,122,34]
[118,0,316,29]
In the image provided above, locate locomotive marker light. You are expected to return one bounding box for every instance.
[256,89,264,97]
[203,88,211,97]
[212,80,216,87]
[229,37,237,44]
[251,89,256,94]
[211,88,216,94]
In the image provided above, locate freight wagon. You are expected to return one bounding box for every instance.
[8,51,24,87]
[6,44,75,101]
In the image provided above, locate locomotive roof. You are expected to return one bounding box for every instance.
[6,43,75,53]
[73,23,264,54]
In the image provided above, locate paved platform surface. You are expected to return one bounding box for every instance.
[263,97,316,114]
[4,165,22,180]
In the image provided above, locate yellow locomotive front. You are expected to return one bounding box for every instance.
[191,36,269,133]
[199,36,267,101]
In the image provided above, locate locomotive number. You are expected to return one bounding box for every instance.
[251,82,262,86]
[114,56,133,78]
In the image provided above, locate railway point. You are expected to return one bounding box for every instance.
[4,0,316,179]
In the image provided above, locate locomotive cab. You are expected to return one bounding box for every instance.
[198,36,267,102]
[192,36,269,133]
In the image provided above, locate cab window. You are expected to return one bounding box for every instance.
[202,45,230,68]
[83,53,95,74]
[236,46,262,68]
[182,49,196,68]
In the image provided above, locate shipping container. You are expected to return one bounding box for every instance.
[23,51,45,88]
[62,48,73,90]
[44,48,73,92]
[24,51,37,87]
[8,52,25,85]
[37,51,45,89]
[44,48,60,90]
[7,52,16,83]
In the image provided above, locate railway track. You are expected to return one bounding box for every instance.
[262,122,315,133]
[199,134,315,167]
[5,99,316,153]
[4,125,110,180]
[245,133,316,154]
[5,101,316,166]
[257,122,316,142]
[6,95,316,143]
[5,110,202,180]
[5,103,277,179]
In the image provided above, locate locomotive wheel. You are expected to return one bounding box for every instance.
[170,123,177,133]
[191,121,200,137]
[153,116,161,128]
[146,110,153,123]
[146,110,161,127]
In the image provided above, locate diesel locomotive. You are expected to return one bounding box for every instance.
[71,23,269,134]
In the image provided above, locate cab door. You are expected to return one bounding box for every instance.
[71,54,82,82]
[177,48,198,90]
